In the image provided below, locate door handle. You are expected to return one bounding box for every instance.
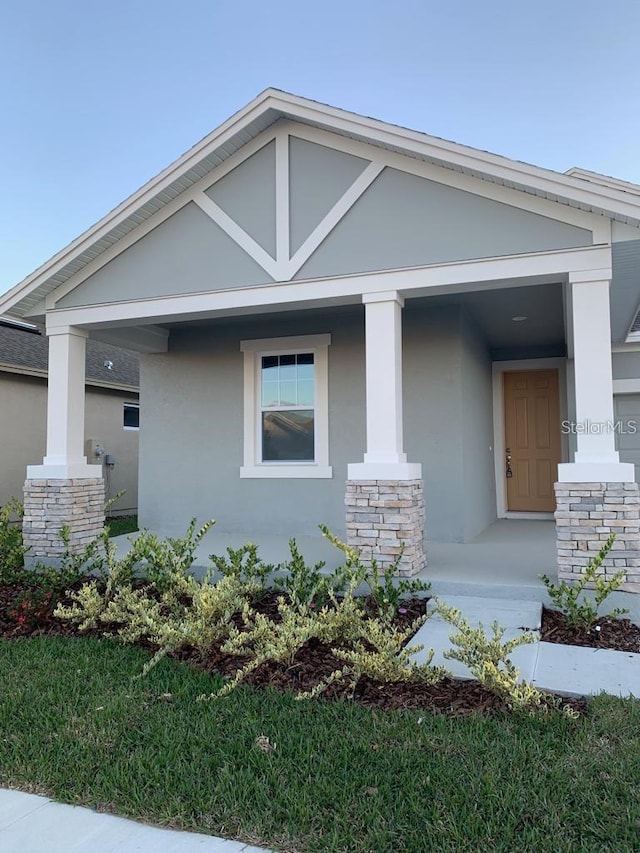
[506,447,513,479]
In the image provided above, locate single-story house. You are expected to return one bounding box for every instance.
[0,317,139,519]
[1,89,640,586]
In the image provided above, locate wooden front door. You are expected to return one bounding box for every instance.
[503,370,561,512]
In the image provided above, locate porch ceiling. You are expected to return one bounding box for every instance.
[415,282,566,356]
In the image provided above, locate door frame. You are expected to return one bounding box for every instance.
[492,358,569,518]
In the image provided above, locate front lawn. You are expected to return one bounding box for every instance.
[1,635,639,852]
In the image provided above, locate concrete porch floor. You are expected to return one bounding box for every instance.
[114,517,555,595]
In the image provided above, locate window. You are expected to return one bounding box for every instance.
[123,403,140,430]
[240,334,331,478]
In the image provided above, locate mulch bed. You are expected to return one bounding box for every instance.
[540,607,640,653]
[0,581,619,717]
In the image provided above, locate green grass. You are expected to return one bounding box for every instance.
[105,515,138,537]
[1,637,639,851]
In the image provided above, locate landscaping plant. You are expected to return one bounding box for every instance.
[320,524,430,621]
[435,600,553,712]
[210,541,274,588]
[0,499,27,583]
[541,533,629,631]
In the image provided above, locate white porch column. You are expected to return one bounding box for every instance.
[555,272,640,593]
[348,291,421,480]
[27,326,102,479]
[558,273,634,482]
[346,291,424,576]
[23,325,104,561]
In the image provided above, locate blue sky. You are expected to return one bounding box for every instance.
[1,0,638,292]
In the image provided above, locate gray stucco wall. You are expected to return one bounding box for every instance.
[295,166,593,280]
[205,140,276,257]
[138,304,496,544]
[460,311,497,539]
[138,309,366,540]
[289,137,368,253]
[57,202,273,309]
[403,306,465,542]
[0,372,139,514]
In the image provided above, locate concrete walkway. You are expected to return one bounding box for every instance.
[411,594,640,697]
[0,789,272,853]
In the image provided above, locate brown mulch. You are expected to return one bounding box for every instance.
[0,582,590,716]
[541,607,640,653]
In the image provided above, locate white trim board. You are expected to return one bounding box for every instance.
[613,379,640,395]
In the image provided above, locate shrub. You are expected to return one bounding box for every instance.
[209,542,274,589]
[541,533,628,631]
[0,499,27,583]
[435,600,547,712]
[304,616,445,699]
[320,525,430,621]
[274,538,351,608]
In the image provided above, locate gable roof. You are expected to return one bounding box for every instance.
[2,88,640,321]
[0,318,139,390]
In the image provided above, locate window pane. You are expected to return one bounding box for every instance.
[278,363,296,382]
[262,356,278,369]
[297,378,314,406]
[296,362,314,380]
[297,353,314,365]
[262,410,314,461]
[279,380,297,406]
[262,380,280,407]
[123,404,139,429]
[280,354,295,366]
[261,364,279,384]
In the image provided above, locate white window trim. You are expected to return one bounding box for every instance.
[240,334,332,478]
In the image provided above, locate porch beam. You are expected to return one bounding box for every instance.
[44,245,613,331]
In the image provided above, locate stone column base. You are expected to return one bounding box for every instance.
[23,478,105,560]
[555,481,640,593]
[345,479,425,577]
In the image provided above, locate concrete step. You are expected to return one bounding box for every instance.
[411,595,542,681]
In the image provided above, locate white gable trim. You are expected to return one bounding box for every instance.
[284,160,385,279]
[192,193,279,280]
[46,121,608,311]
[275,128,290,268]
[4,88,640,324]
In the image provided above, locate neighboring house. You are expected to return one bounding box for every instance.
[0,317,139,516]
[1,89,640,586]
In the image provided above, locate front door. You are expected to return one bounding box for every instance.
[503,370,561,512]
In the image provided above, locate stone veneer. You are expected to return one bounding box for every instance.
[345,479,425,577]
[23,478,105,559]
[555,481,640,593]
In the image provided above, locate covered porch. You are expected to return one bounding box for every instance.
[113,517,556,595]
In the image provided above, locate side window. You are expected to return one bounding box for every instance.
[123,403,140,430]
